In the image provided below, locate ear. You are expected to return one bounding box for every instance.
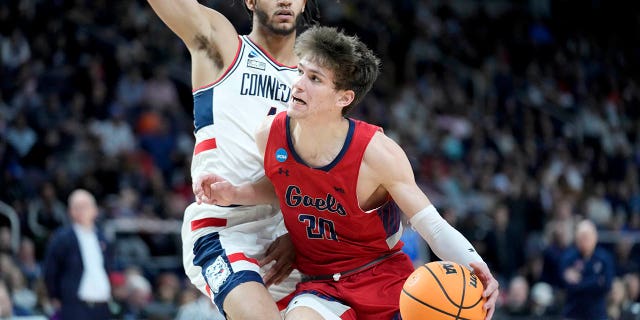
[245,0,256,11]
[302,0,307,12]
[336,90,355,108]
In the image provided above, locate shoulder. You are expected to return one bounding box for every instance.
[363,131,407,170]
[48,226,74,248]
[595,247,614,262]
[255,114,279,154]
[560,248,579,263]
[256,115,278,139]
[53,226,73,239]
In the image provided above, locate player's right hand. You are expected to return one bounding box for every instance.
[193,173,236,205]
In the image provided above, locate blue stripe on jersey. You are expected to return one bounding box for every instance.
[193,87,214,133]
[377,201,402,238]
[193,233,264,313]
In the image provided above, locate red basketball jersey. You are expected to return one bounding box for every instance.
[264,112,404,276]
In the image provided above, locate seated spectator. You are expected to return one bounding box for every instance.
[530,282,558,317]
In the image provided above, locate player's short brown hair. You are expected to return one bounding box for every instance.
[294,26,380,115]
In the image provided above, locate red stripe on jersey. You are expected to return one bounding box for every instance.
[191,217,227,230]
[192,36,243,92]
[276,291,296,311]
[227,252,259,266]
[193,138,217,155]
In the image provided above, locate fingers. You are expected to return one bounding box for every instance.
[485,305,495,320]
[193,179,203,204]
[270,265,293,286]
[263,261,293,287]
[259,248,277,267]
[193,174,226,205]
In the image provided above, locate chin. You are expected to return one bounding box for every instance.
[268,22,296,36]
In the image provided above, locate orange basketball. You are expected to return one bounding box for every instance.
[400,261,486,320]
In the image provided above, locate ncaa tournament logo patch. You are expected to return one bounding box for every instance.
[247,50,266,70]
[205,256,231,294]
[275,148,288,162]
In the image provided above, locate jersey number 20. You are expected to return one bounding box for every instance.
[298,214,338,241]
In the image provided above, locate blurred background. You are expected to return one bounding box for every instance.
[1,0,640,319]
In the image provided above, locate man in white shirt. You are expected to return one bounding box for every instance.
[44,189,111,319]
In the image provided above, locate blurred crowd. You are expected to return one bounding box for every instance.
[1,0,640,319]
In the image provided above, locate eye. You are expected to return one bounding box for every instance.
[310,75,320,82]
[297,69,304,75]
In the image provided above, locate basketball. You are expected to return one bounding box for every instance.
[400,261,486,320]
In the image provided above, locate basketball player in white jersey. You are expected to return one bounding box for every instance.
[146,0,313,319]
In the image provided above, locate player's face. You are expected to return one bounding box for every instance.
[288,57,345,119]
[253,0,306,36]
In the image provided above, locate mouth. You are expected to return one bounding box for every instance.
[274,9,294,19]
[292,95,307,105]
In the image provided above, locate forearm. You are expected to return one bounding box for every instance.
[410,205,484,269]
[147,0,209,48]
[233,177,277,205]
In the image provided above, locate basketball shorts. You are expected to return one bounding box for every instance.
[182,202,300,313]
[286,253,414,320]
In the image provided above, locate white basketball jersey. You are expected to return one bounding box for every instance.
[191,36,297,185]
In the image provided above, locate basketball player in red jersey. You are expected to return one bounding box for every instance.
[195,26,499,319]
[146,0,318,319]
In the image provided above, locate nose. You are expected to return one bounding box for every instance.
[292,73,304,91]
[277,0,292,7]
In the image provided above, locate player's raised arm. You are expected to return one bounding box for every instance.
[147,0,237,49]
[147,0,239,86]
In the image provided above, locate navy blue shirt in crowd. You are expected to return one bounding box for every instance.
[560,246,614,320]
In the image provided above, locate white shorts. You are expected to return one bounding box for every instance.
[182,202,299,312]
[286,294,352,320]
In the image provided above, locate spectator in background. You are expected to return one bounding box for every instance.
[43,189,111,320]
[541,201,576,288]
[500,275,531,317]
[121,267,152,320]
[1,29,31,71]
[608,277,626,320]
[16,237,41,290]
[5,113,37,159]
[484,203,523,282]
[529,281,557,317]
[27,182,67,257]
[560,219,614,320]
[175,285,224,320]
[0,276,36,318]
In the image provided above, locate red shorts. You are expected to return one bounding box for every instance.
[290,253,415,320]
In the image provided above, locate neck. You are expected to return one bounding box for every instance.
[75,222,94,230]
[248,28,297,66]
[289,116,350,167]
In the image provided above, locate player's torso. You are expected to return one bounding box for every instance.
[264,113,404,275]
[191,36,297,185]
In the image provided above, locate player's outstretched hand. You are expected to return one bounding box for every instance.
[470,261,499,320]
[260,233,295,287]
[192,173,236,205]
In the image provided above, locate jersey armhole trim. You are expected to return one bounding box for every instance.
[192,35,243,93]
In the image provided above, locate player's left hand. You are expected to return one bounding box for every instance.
[470,261,499,320]
[259,233,295,287]
[193,173,236,205]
